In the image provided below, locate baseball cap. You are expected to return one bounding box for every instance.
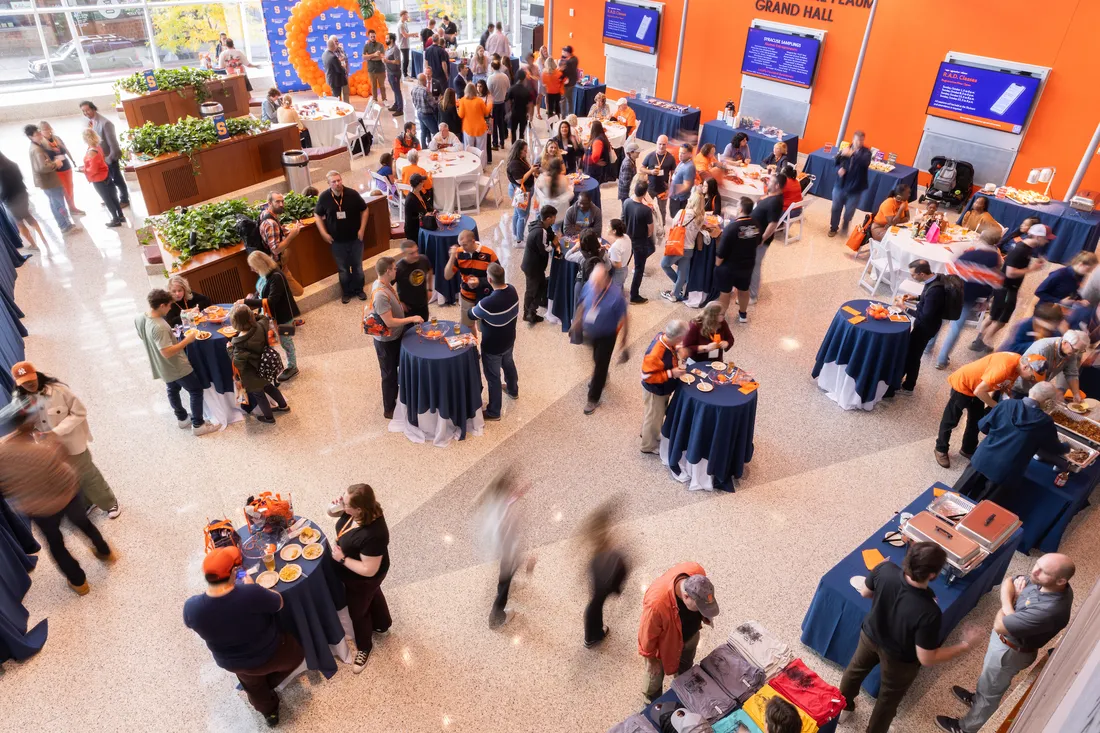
[1027,223,1049,238]
[562,45,573,53]
[409,173,426,188]
[625,140,641,154]
[10,361,36,386]
[203,546,243,582]
[682,574,720,619]
[1026,354,1048,380]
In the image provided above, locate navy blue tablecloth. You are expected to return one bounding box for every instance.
[811,299,910,405]
[803,147,920,215]
[573,82,605,115]
[625,98,701,143]
[419,217,477,307]
[183,307,236,395]
[569,175,601,211]
[0,208,27,404]
[800,484,1022,697]
[0,205,29,269]
[398,322,483,439]
[547,255,579,333]
[698,122,800,166]
[0,497,45,663]
[662,364,757,489]
[239,518,346,678]
[958,194,1100,265]
[410,50,457,81]
[685,236,720,305]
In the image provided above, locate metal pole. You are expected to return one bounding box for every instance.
[836,0,877,146]
[1064,122,1100,202]
[141,0,160,70]
[670,0,688,103]
[545,0,552,56]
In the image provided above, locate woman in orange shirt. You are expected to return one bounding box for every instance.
[541,57,564,118]
[693,143,720,184]
[457,82,493,163]
[870,183,912,241]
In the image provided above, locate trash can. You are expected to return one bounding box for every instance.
[282,150,311,193]
[199,101,224,119]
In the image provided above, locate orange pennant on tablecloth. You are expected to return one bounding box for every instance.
[862,548,888,571]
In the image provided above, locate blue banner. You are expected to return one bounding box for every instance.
[212,113,230,140]
[740,27,820,88]
[261,0,367,93]
[926,62,1041,135]
[602,1,660,55]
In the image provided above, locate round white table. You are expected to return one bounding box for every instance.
[575,117,627,149]
[396,150,483,213]
[879,226,978,274]
[296,99,356,147]
[717,163,769,213]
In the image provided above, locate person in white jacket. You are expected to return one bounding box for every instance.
[11,361,120,518]
[533,157,574,232]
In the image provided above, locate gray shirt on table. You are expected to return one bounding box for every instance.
[1002,579,1073,649]
[372,281,405,342]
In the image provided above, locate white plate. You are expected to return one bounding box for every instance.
[679,374,696,384]
[697,382,714,392]
[710,362,726,371]
[256,571,279,589]
[850,575,867,592]
[279,544,301,561]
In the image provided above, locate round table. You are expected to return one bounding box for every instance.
[717,164,768,214]
[683,226,723,308]
[575,117,627,149]
[238,518,350,678]
[388,321,484,447]
[417,217,479,306]
[296,99,356,147]
[880,227,977,274]
[811,299,911,411]
[397,151,482,213]
[181,306,245,428]
[545,253,580,334]
[569,174,602,211]
[660,363,758,491]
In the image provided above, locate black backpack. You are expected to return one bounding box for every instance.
[351,120,373,156]
[942,273,965,321]
[237,213,268,255]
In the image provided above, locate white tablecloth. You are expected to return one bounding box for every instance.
[396,151,483,213]
[814,361,891,411]
[880,228,977,274]
[718,164,768,213]
[298,99,356,147]
[387,400,484,448]
[576,117,627,149]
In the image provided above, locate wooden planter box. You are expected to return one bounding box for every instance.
[120,75,250,128]
[130,123,299,215]
[154,195,392,304]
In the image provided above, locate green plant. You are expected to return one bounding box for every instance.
[122,116,270,173]
[114,67,220,105]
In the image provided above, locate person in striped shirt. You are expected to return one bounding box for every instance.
[445,230,499,337]
[640,320,688,454]
[470,263,519,421]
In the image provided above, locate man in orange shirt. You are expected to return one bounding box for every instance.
[640,320,687,454]
[935,353,1047,467]
[870,183,912,241]
[614,98,636,137]
[399,149,433,201]
[392,121,421,158]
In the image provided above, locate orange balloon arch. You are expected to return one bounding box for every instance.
[282,0,389,98]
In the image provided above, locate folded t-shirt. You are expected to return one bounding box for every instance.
[608,713,658,733]
[712,710,763,733]
[671,665,738,721]
[743,686,819,733]
[728,620,794,677]
[699,644,766,705]
[769,659,846,726]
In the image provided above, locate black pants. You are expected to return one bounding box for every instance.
[229,633,304,716]
[491,103,507,148]
[106,159,129,205]
[669,197,686,219]
[373,337,402,416]
[91,180,123,222]
[839,631,923,733]
[901,323,940,391]
[509,115,527,145]
[243,383,287,420]
[954,465,1001,503]
[32,494,111,586]
[523,271,547,320]
[584,550,626,644]
[589,333,618,403]
[630,244,652,300]
[936,389,987,455]
[492,557,518,621]
[546,93,561,118]
[401,47,410,77]
[298,128,314,148]
[344,573,391,652]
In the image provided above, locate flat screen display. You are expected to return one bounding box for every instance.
[740,27,821,88]
[602,1,661,55]
[926,62,1041,134]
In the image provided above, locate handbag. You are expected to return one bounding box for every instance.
[362,282,394,337]
[511,187,529,210]
[257,345,284,383]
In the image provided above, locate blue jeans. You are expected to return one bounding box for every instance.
[829,185,862,233]
[660,249,693,300]
[278,323,297,370]
[388,73,403,113]
[417,112,439,147]
[42,186,72,231]
[331,238,365,297]
[482,348,518,418]
[933,302,973,367]
[509,183,529,243]
[166,371,205,427]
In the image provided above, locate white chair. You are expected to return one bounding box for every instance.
[466,145,486,168]
[858,239,900,296]
[777,197,815,245]
[479,161,506,209]
[359,101,386,143]
[454,173,482,215]
[372,171,403,224]
[342,121,367,161]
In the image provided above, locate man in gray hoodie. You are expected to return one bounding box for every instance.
[79,100,129,208]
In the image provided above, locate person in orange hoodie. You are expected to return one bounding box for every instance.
[638,561,720,702]
[640,320,688,454]
[392,121,421,159]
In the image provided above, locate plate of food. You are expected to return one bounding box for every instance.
[185,328,212,340]
[256,571,279,589]
[217,326,237,338]
[696,382,714,392]
[279,544,302,561]
[297,526,321,544]
[203,305,223,315]
[679,373,696,384]
[713,373,730,384]
[1067,403,1091,415]
[302,543,324,560]
[278,563,302,583]
[691,368,707,378]
[710,362,726,371]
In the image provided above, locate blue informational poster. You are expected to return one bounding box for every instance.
[740,27,821,88]
[602,1,660,55]
[925,62,1041,135]
[261,0,366,93]
[212,113,230,140]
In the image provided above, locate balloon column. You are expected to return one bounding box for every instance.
[281,0,388,97]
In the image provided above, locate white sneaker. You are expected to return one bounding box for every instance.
[660,290,676,302]
[738,313,748,324]
[177,419,192,429]
[192,422,219,437]
[352,649,370,673]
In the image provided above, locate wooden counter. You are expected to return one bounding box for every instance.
[131,123,299,215]
[154,194,392,304]
[120,75,250,128]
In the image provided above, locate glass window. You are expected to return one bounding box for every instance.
[0,10,51,89]
[148,2,238,70]
[242,1,268,62]
[71,7,152,80]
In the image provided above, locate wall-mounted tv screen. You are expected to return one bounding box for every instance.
[926,62,1041,134]
[740,27,821,88]
[602,1,661,55]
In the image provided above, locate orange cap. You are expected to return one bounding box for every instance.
[203,546,243,582]
[10,361,36,386]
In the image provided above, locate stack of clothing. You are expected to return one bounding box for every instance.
[699,644,766,706]
[670,665,738,721]
[712,709,762,733]
[769,659,846,727]
[608,713,657,733]
[742,686,819,733]
[727,620,795,679]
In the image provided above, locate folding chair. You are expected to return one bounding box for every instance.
[857,239,899,296]
[372,171,403,224]
[777,197,814,245]
[454,173,482,215]
[466,145,486,168]
[479,162,506,209]
[359,101,386,143]
[342,121,367,161]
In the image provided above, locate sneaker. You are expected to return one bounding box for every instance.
[934,450,951,468]
[293,318,305,327]
[934,361,949,370]
[341,295,351,304]
[738,312,748,324]
[71,208,87,215]
[177,418,192,429]
[352,649,370,673]
[960,449,974,460]
[373,627,391,637]
[278,366,299,382]
[952,686,975,707]
[660,290,676,302]
[828,229,837,238]
[749,296,758,305]
[584,400,598,415]
[69,581,90,595]
[107,505,121,519]
[264,710,280,728]
[968,338,988,352]
[356,291,368,301]
[256,416,276,424]
[935,716,964,733]
[484,413,501,421]
[584,625,609,648]
[192,422,219,437]
[488,608,508,629]
[505,391,518,400]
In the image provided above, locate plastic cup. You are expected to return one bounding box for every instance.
[263,552,275,572]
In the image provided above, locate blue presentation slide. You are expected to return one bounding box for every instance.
[926,62,1040,134]
[602,1,660,55]
[740,27,820,88]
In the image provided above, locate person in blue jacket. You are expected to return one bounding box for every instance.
[828,130,872,238]
[952,381,1070,503]
[1034,252,1097,307]
[999,302,1067,355]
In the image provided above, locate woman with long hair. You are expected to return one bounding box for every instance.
[553,120,583,174]
[539,138,563,171]
[583,119,612,182]
[242,251,299,382]
[533,157,574,231]
[703,177,723,217]
[438,88,462,140]
[470,45,489,75]
[660,188,706,302]
[227,304,289,424]
[80,128,124,228]
[164,274,212,327]
[541,56,563,118]
[682,301,734,363]
[327,483,391,673]
[475,79,494,163]
[507,140,539,245]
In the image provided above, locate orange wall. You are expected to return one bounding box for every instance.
[548,0,1100,199]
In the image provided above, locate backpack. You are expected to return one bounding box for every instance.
[351,120,373,156]
[237,214,267,255]
[845,214,872,252]
[941,273,965,321]
[203,518,241,553]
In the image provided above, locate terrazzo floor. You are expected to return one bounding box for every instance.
[2,96,1097,733]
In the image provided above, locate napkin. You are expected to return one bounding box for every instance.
[841,305,861,315]
[933,487,947,498]
[739,382,759,395]
[889,314,910,323]
[861,548,887,571]
[848,316,866,325]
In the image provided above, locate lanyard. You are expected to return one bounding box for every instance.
[337,516,360,540]
[332,190,344,212]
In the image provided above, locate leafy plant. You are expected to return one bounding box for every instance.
[114,67,223,105]
[122,116,270,173]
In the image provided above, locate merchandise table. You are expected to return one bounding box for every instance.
[660,363,757,491]
[803,147,920,216]
[181,308,245,428]
[698,122,800,167]
[238,518,350,679]
[389,322,484,447]
[625,97,701,143]
[683,232,721,308]
[296,99,356,146]
[0,497,45,663]
[545,254,579,333]
[811,299,910,411]
[959,194,1100,265]
[396,150,483,213]
[572,81,606,116]
[800,483,1022,697]
[568,173,602,211]
[416,216,478,306]
[879,227,977,275]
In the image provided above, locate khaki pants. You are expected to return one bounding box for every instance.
[839,631,923,733]
[460,297,477,329]
[643,632,699,700]
[641,391,670,453]
[69,449,116,510]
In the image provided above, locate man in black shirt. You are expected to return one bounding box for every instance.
[479,23,494,50]
[420,19,435,50]
[839,542,980,733]
[893,259,946,396]
[521,205,559,324]
[559,45,580,117]
[622,181,656,304]
[315,171,370,304]
[640,135,676,220]
[441,15,458,47]
[394,239,433,322]
[748,177,784,303]
[715,197,760,323]
[425,35,451,91]
[506,70,533,144]
[471,263,520,421]
[971,224,1047,352]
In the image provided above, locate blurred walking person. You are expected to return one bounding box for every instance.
[582,500,629,648]
[476,468,535,629]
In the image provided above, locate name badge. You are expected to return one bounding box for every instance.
[336,211,347,219]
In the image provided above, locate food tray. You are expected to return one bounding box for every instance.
[927,492,976,524]
[1054,433,1098,473]
[1053,407,1100,448]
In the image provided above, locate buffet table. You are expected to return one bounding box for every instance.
[417,216,477,307]
[297,99,356,147]
[625,97,701,143]
[993,451,1100,553]
[130,123,299,215]
[803,147,920,215]
[959,194,1100,265]
[811,299,910,411]
[698,122,800,167]
[119,74,250,127]
[800,483,1022,697]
